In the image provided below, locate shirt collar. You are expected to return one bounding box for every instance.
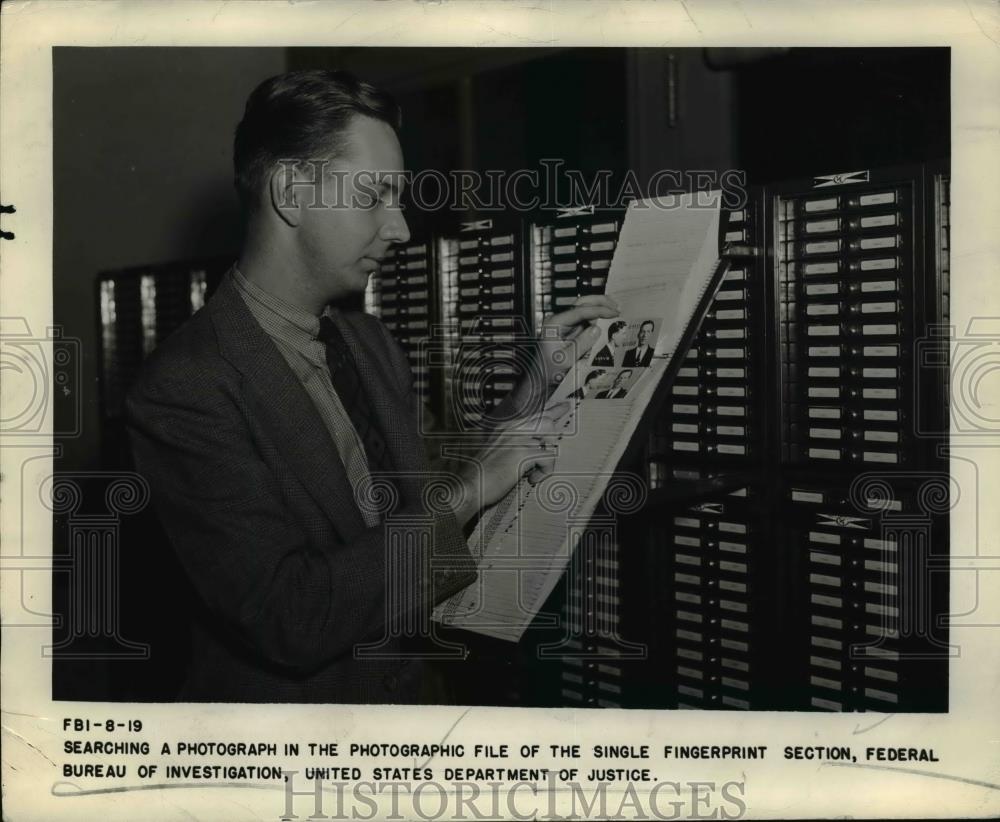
[232,266,321,331]
[231,266,338,367]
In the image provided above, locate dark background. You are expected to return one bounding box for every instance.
[52,46,949,701]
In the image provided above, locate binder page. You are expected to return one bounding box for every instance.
[434,192,722,641]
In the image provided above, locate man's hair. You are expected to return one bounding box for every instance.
[639,320,655,332]
[607,320,627,341]
[233,69,401,212]
[585,369,605,385]
[618,369,633,381]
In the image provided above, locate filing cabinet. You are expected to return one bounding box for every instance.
[530,208,622,332]
[654,200,767,469]
[447,218,531,430]
[643,164,948,711]
[655,490,768,709]
[555,533,630,709]
[529,208,628,707]
[97,260,227,423]
[371,238,438,409]
[780,478,948,711]
[99,273,143,423]
[776,172,927,470]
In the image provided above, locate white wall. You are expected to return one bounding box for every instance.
[53,47,288,470]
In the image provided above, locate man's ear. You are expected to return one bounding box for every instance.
[268,161,305,228]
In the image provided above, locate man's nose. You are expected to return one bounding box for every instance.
[380,208,411,245]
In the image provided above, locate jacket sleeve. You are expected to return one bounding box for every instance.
[125,355,472,676]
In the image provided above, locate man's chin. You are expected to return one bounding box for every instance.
[323,271,373,304]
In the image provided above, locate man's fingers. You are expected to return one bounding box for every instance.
[576,325,602,355]
[499,401,574,441]
[524,451,557,485]
[543,328,605,386]
[526,466,546,486]
[511,400,571,426]
[548,326,602,365]
[536,402,572,433]
[542,400,572,421]
[543,301,620,335]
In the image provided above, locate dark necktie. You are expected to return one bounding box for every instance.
[317,315,394,473]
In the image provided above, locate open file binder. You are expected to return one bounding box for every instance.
[434,192,757,641]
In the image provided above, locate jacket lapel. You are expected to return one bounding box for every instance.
[208,274,367,539]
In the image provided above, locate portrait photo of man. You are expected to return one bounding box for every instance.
[569,368,607,401]
[595,369,633,399]
[591,319,627,367]
[623,320,656,367]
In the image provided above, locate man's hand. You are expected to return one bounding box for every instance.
[452,401,573,527]
[450,295,620,528]
[494,295,620,427]
[537,295,621,386]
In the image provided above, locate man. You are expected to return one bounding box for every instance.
[595,369,633,399]
[591,319,627,367]
[623,320,655,367]
[569,368,606,401]
[125,69,617,703]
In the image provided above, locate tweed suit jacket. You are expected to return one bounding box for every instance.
[125,271,477,703]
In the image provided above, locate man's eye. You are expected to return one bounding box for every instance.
[359,189,393,209]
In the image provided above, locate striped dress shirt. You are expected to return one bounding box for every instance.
[230,266,380,527]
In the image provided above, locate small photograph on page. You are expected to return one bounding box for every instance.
[592,367,638,400]
[589,318,628,367]
[566,366,610,402]
[621,318,659,367]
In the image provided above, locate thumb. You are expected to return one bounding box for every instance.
[577,324,602,355]
[543,400,572,421]
[549,326,601,370]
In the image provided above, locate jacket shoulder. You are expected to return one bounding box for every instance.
[341,310,404,361]
[127,308,231,402]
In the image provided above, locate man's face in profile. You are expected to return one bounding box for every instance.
[583,370,605,394]
[638,322,653,346]
[296,115,409,302]
[591,371,613,393]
